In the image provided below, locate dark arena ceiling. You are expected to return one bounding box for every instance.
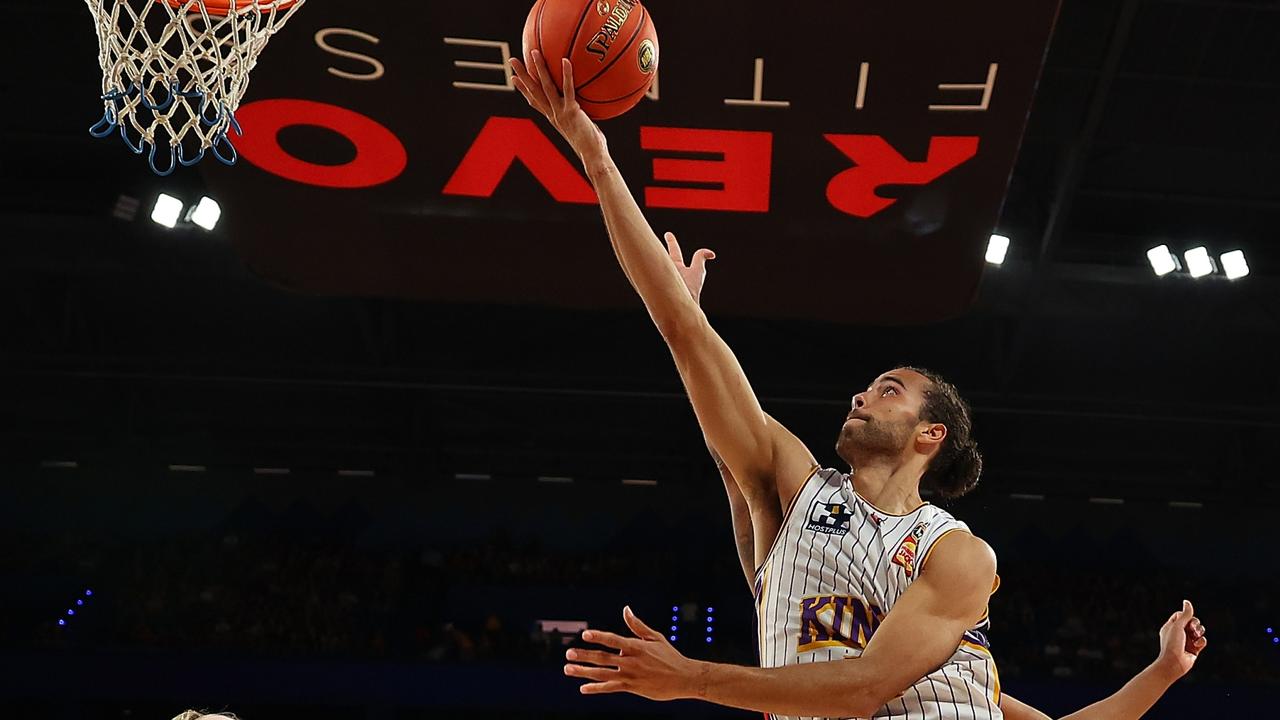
[1,0,1278,509]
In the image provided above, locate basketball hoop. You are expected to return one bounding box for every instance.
[84,0,305,175]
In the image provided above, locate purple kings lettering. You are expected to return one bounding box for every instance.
[797,595,883,653]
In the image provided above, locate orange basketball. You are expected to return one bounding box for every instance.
[522,0,659,120]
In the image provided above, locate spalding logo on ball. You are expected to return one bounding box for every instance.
[523,0,659,119]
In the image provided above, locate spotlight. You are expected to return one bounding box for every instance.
[985,234,1009,265]
[1184,247,1215,278]
[1220,250,1249,280]
[1146,245,1180,277]
[187,196,222,231]
[150,193,184,229]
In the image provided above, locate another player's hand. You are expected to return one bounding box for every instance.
[1154,599,1207,680]
[510,50,607,162]
[664,232,716,305]
[564,605,702,701]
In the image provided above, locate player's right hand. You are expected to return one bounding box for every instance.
[510,50,607,162]
[664,232,716,305]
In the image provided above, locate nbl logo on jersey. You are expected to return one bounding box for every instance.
[805,501,852,536]
[892,521,931,577]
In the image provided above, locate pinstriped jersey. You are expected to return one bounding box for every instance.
[754,467,1002,720]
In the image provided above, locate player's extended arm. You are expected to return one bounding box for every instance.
[565,531,997,717]
[509,52,816,507]
[1001,601,1207,720]
[662,237,780,593]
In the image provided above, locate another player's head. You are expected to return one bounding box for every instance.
[835,367,982,499]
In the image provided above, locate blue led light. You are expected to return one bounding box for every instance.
[706,626,713,632]
[672,606,679,612]
[672,615,678,622]
[76,599,84,606]
[707,607,714,613]
[706,637,712,643]
[706,616,714,623]
[669,635,677,642]
[671,625,678,631]
[1273,637,1279,645]
[58,619,66,626]
[1268,627,1274,634]
[67,609,75,616]
[85,589,93,597]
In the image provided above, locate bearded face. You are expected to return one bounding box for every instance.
[836,412,917,466]
[835,369,933,469]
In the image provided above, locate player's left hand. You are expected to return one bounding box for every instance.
[664,232,716,305]
[564,605,703,700]
[1154,599,1207,680]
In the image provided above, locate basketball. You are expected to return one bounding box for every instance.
[522,0,659,120]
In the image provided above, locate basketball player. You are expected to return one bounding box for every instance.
[510,52,1207,718]
[674,248,1207,720]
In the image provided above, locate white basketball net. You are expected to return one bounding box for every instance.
[84,0,305,175]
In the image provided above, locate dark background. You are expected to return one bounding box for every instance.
[3,0,1279,718]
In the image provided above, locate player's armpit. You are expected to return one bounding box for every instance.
[999,694,1053,720]
[851,531,997,715]
[666,317,817,504]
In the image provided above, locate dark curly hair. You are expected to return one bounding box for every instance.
[902,366,982,499]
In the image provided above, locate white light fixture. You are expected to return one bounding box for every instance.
[1220,250,1249,280]
[150,193,183,229]
[188,196,221,231]
[1184,246,1215,278]
[985,234,1010,265]
[1146,245,1180,277]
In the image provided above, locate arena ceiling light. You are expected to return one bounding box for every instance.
[1184,246,1215,278]
[1220,250,1249,280]
[150,193,183,229]
[985,234,1009,265]
[187,196,222,231]
[1146,245,1180,277]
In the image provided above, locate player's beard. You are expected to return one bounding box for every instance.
[836,415,915,468]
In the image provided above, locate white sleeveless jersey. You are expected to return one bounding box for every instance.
[754,467,1002,720]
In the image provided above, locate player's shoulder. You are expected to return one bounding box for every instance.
[925,525,997,575]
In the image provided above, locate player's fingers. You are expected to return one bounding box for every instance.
[531,50,560,105]
[579,681,627,695]
[562,58,576,107]
[509,57,533,86]
[512,59,551,111]
[583,629,637,651]
[664,232,685,265]
[692,249,716,270]
[565,663,620,682]
[511,77,547,114]
[566,648,623,668]
[623,605,663,642]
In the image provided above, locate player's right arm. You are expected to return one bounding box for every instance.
[510,51,817,508]
[1000,601,1207,720]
